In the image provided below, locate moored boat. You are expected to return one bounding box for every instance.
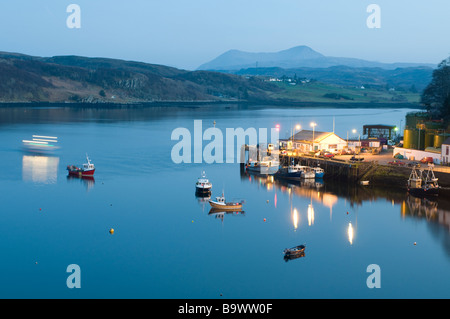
[246,156,279,175]
[407,164,440,197]
[209,193,243,211]
[295,165,315,179]
[283,244,306,257]
[274,160,302,180]
[195,171,212,195]
[67,154,95,177]
[312,166,325,178]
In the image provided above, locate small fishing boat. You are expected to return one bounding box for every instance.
[407,164,440,197]
[195,171,212,195]
[312,166,325,178]
[209,193,243,211]
[67,154,95,177]
[283,244,306,257]
[274,160,302,180]
[294,165,315,179]
[246,157,279,175]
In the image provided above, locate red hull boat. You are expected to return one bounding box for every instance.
[67,155,95,177]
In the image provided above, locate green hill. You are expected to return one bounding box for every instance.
[0,51,424,106]
[0,52,279,103]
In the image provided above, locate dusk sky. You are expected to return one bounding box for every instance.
[1,1,449,70]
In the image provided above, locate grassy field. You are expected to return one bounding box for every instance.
[268,82,421,104]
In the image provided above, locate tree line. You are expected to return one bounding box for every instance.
[421,57,450,121]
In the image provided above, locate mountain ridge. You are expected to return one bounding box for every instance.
[198,45,436,71]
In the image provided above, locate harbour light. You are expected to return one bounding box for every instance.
[293,208,299,230]
[307,204,315,226]
[348,222,354,245]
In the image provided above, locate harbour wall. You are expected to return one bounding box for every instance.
[279,155,450,188]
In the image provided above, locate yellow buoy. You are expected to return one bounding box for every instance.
[109,228,114,234]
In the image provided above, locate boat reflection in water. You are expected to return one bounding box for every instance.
[208,208,245,223]
[402,194,450,229]
[196,194,211,212]
[283,251,305,262]
[22,155,59,184]
[66,175,95,191]
[283,245,306,262]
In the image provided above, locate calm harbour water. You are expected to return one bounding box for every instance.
[0,104,449,299]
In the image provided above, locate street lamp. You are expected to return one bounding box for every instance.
[352,129,361,158]
[310,122,317,153]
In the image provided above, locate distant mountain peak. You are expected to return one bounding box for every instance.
[197,45,434,71]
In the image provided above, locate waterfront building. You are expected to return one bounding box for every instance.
[363,124,397,140]
[288,130,347,153]
[442,137,450,165]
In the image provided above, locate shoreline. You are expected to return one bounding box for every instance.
[0,100,423,109]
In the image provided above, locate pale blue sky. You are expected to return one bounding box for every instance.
[0,1,449,70]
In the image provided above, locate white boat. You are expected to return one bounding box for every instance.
[294,165,315,179]
[195,171,212,194]
[247,156,279,175]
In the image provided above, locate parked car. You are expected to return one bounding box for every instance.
[323,152,335,158]
[350,156,364,162]
[388,160,406,166]
[420,157,433,164]
[407,161,420,168]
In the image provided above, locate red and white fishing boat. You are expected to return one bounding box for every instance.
[67,155,95,177]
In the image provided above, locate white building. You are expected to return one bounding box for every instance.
[289,130,347,153]
[347,138,382,151]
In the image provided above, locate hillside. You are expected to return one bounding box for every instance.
[234,65,433,92]
[0,51,424,106]
[0,52,279,103]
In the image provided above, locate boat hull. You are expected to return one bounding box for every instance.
[67,167,95,177]
[195,187,212,196]
[274,169,302,180]
[302,172,315,179]
[283,245,306,257]
[209,201,242,210]
[314,172,324,178]
[408,187,439,197]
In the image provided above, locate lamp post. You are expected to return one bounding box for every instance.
[310,122,317,153]
[352,129,360,159]
[293,124,301,151]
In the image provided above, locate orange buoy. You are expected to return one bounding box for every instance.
[263,218,266,222]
